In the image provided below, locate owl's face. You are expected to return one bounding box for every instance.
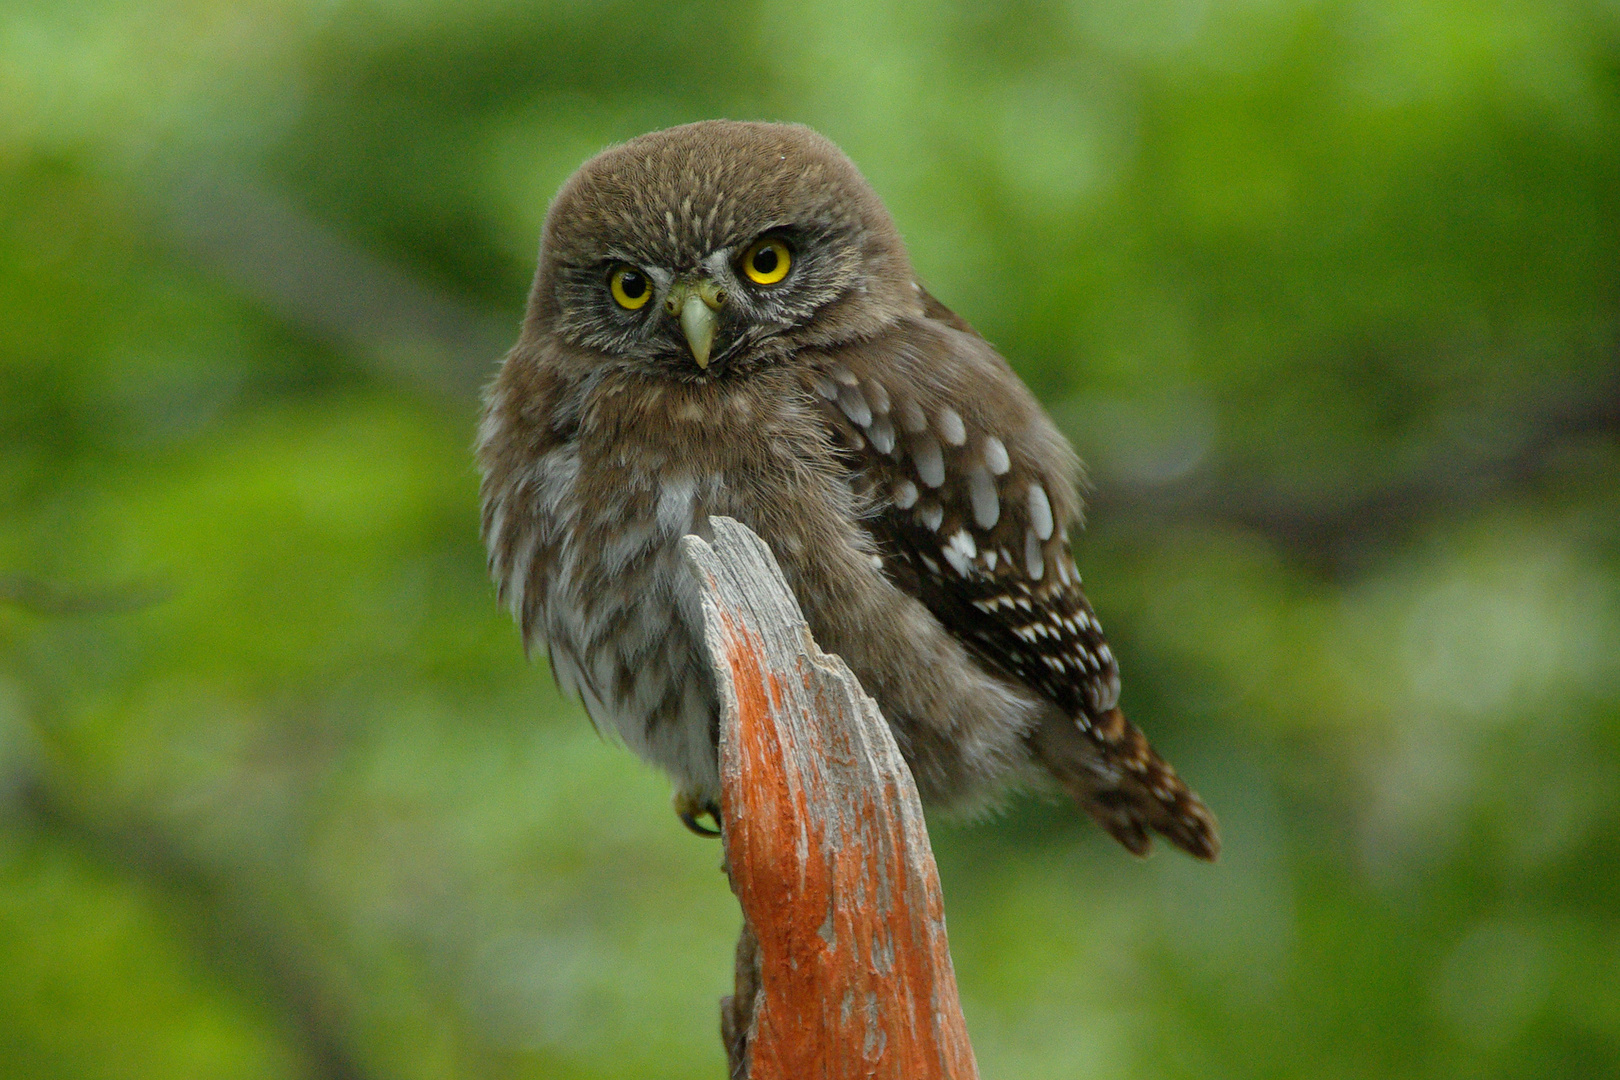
[527,121,920,378]
[551,222,848,374]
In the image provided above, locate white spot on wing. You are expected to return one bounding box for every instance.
[868,415,896,454]
[838,383,872,427]
[967,466,999,529]
[862,379,890,414]
[913,433,945,487]
[1024,528,1045,580]
[898,399,927,434]
[936,407,966,446]
[942,530,976,575]
[893,479,918,509]
[983,435,1010,475]
[918,502,943,531]
[1027,483,1053,540]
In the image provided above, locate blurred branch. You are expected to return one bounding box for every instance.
[158,169,513,403]
[12,772,375,1080]
[1092,367,1620,574]
[0,574,171,616]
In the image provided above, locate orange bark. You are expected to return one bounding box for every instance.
[710,606,978,1080]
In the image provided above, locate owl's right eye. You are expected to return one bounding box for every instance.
[609,265,651,310]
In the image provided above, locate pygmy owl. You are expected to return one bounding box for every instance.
[478,121,1217,859]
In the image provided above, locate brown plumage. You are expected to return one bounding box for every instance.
[477,120,1217,859]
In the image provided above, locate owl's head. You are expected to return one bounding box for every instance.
[526,121,920,377]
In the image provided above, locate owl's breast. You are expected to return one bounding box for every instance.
[485,367,857,802]
[514,435,725,799]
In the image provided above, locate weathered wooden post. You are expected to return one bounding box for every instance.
[681,517,979,1080]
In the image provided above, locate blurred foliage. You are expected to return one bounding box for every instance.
[2,0,1618,1077]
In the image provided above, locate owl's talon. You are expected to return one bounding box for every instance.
[675,793,723,837]
[679,809,722,837]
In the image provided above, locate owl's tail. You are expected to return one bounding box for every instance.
[1030,707,1219,860]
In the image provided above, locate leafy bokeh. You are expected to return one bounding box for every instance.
[3,1,1617,1076]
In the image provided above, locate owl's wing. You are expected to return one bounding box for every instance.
[805,300,1218,859]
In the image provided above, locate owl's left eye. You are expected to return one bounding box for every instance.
[609,264,651,310]
[740,238,792,285]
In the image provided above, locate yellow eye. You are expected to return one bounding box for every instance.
[609,264,651,309]
[740,238,791,285]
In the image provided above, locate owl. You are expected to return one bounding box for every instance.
[478,121,1217,860]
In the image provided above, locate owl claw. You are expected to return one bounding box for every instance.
[674,792,723,837]
[679,810,722,837]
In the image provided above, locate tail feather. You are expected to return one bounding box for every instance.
[1031,706,1219,860]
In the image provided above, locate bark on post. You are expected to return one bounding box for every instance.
[680,517,979,1080]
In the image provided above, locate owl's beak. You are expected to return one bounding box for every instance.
[665,278,726,369]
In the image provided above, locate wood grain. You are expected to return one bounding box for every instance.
[681,517,979,1080]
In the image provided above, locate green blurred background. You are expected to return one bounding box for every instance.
[3,0,1618,1076]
